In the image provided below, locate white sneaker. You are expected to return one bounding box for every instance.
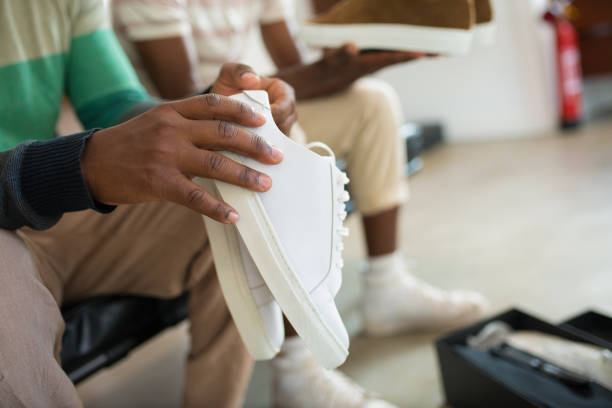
[214,90,350,368]
[273,338,398,408]
[195,178,284,360]
[363,254,488,336]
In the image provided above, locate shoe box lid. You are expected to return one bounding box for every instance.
[560,310,612,350]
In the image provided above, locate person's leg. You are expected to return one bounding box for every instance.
[298,77,487,336]
[0,230,82,407]
[298,77,408,235]
[20,202,253,408]
[363,207,399,257]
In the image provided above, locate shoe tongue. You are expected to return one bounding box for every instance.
[241,90,272,112]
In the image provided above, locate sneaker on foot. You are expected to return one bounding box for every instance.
[363,253,488,336]
[214,90,351,368]
[273,338,397,408]
[300,0,476,55]
[195,178,284,360]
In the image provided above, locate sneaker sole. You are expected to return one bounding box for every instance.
[299,23,474,55]
[473,21,496,47]
[198,180,282,360]
[215,157,349,369]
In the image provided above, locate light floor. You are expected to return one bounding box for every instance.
[77,120,612,407]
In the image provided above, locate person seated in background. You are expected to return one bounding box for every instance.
[0,0,297,406]
[113,0,489,405]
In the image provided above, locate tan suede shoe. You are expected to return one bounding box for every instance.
[300,0,476,55]
[473,0,496,46]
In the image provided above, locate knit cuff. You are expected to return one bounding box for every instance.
[20,130,115,218]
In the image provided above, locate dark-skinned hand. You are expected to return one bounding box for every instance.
[321,43,427,79]
[81,63,292,224]
[212,62,297,135]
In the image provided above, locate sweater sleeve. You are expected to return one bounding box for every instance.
[0,130,114,231]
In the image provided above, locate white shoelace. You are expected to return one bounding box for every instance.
[306,142,350,273]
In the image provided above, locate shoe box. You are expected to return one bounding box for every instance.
[436,309,612,408]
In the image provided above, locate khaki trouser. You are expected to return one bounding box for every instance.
[0,77,405,407]
[0,202,252,408]
[297,78,408,215]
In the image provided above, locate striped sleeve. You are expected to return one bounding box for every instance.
[112,0,191,41]
[259,0,295,24]
[66,0,150,129]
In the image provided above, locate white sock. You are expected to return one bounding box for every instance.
[365,251,407,283]
[278,336,311,362]
[274,337,312,369]
[273,338,397,408]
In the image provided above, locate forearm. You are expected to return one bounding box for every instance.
[262,20,357,99]
[276,47,423,100]
[0,132,114,231]
[0,90,203,231]
[311,0,342,13]
[275,60,359,100]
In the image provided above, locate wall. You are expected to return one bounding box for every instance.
[244,0,559,142]
[374,0,559,141]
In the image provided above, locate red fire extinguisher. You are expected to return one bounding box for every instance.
[544,2,583,130]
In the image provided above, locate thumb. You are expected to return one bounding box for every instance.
[325,43,359,67]
[213,63,261,95]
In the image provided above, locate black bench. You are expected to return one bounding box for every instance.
[61,294,188,384]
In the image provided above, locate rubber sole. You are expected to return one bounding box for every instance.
[215,155,349,369]
[197,179,282,360]
[299,22,474,55]
[473,21,496,47]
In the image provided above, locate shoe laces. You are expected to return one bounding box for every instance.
[306,142,350,271]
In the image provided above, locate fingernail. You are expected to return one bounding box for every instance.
[270,146,283,161]
[255,112,266,122]
[241,72,259,81]
[259,175,272,190]
[227,211,239,223]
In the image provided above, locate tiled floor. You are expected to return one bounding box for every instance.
[78,119,612,407]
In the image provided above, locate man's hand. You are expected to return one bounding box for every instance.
[212,63,297,135]
[81,93,283,224]
[275,43,426,100]
[321,43,425,78]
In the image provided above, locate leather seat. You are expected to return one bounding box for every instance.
[61,294,188,384]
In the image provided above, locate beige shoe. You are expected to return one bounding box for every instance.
[473,0,496,46]
[300,0,476,55]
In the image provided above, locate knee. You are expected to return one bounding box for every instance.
[349,78,404,127]
[0,356,82,408]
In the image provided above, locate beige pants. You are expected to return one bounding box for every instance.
[0,78,404,407]
[0,202,252,408]
[297,78,408,215]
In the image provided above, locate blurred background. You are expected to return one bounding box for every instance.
[66,0,612,406]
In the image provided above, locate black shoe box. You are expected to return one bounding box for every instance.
[436,309,612,408]
[561,311,612,350]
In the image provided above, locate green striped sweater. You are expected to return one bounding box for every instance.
[0,0,149,150]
